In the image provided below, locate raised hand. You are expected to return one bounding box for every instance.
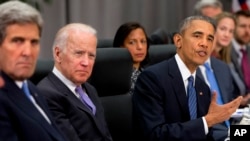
[205,91,243,127]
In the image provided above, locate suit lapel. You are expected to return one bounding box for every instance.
[169,58,190,117]
[211,58,229,103]
[83,84,109,136]
[1,73,62,141]
[231,47,244,79]
[48,72,108,137]
[48,73,93,115]
[195,76,211,116]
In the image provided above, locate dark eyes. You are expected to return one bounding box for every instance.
[128,40,147,45]
[194,34,213,42]
[12,38,39,46]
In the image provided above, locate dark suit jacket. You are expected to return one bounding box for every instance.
[0,72,67,141]
[37,72,112,141]
[197,57,234,104]
[231,45,250,93]
[133,57,213,141]
[197,57,235,141]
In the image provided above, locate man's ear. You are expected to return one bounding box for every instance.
[54,46,62,63]
[173,33,182,49]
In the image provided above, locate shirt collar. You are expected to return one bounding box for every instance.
[15,80,27,89]
[175,54,196,82]
[232,38,247,54]
[52,67,78,94]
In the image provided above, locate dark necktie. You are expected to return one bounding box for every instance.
[187,76,197,119]
[203,62,230,127]
[75,86,96,115]
[240,49,250,89]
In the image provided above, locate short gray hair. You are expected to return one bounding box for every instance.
[0,0,43,44]
[194,0,223,15]
[178,15,216,35]
[52,23,97,52]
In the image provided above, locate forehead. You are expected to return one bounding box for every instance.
[185,20,215,35]
[237,15,250,23]
[218,17,235,26]
[127,28,146,38]
[67,33,97,49]
[4,23,40,42]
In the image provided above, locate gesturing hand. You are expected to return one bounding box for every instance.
[205,91,243,127]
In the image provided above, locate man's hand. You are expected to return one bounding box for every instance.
[205,91,243,127]
[240,93,250,107]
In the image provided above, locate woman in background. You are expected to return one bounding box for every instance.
[212,12,235,63]
[212,12,250,107]
[113,22,150,94]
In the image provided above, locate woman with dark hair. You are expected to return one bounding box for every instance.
[113,22,150,94]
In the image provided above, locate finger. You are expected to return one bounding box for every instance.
[211,91,217,104]
[225,96,243,109]
[232,96,243,106]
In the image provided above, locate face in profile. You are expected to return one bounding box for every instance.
[123,28,147,66]
[215,17,235,48]
[0,23,40,81]
[174,20,215,70]
[55,32,97,86]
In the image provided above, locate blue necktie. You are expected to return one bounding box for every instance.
[204,62,230,127]
[187,76,197,119]
[22,82,32,100]
[75,86,96,115]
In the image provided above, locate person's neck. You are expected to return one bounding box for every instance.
[133,63,140,70]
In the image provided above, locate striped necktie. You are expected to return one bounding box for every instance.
[187,76,197,119]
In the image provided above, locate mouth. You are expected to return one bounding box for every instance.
[76,70,88,74]
[197,50,207,57]
[18,62,33,68]
[135,53,145,57]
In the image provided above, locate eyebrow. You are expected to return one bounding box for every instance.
[192,31,214,40]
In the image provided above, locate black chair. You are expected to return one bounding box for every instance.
[29,59,54,85]
[97,38,114,48]
[88,47,133,141]
[148,44,176,66]
[101,94,132,141]
[150,28,169,44]
[89,47,133,97]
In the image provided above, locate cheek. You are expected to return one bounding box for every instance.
[127,48,136,56]
[32,49,40,59]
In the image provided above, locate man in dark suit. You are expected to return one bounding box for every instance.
[0,1,68,141]
[37,23,113,141]
[197,57,235,141]
[132,15,242,141]
[231,10,250,107]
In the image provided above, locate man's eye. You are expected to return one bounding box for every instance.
[75,51,83,56]
[12,38,24,43]
[194,34,200,38]
[31,40,39,46]
[141,40,147,44]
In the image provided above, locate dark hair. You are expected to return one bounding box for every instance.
[113,22,150,68]
[234,10,250,19]
[178,15,216,35]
